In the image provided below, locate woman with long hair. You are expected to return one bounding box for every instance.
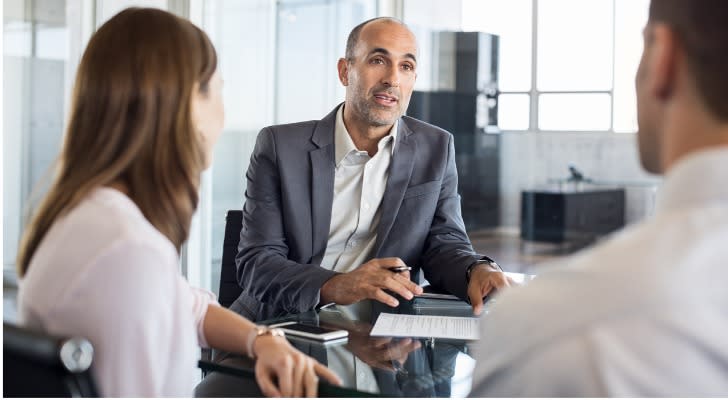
[16,8,339,397]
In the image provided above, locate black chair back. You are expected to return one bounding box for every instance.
[3,322,99,397]
[218,210,244,308]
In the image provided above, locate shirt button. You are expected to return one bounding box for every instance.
[363,202,370,210]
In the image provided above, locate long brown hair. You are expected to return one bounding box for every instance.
[17,8,217,276]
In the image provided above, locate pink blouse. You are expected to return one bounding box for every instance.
[18,187,218,396]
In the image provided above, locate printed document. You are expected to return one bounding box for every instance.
[370,313,479,340]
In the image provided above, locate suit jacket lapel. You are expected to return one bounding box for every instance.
[374,120,416,255]
[309,106,339,264]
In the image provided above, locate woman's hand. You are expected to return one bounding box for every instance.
[253,335,342,397]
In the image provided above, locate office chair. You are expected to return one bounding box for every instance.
[201,210,244,372]
[3,322,99,397]
[218,210,244,308]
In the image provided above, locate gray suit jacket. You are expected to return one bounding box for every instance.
[232,104,489,321]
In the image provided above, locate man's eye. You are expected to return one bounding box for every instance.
[371,58,385,64]
[402,64,414,71]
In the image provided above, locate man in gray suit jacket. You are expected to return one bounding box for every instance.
[232,17,511,322]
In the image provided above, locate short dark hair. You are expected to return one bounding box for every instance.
[649,0,728,121]
[345,17,407,61]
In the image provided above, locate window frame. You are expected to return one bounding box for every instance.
[499,0,622,133]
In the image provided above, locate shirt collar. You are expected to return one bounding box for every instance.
[334,104,398,166]
[656,146,728,214]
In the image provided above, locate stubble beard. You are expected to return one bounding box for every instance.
[351,90,401,127]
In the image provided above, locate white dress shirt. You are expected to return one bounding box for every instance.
[18,187,218,397]
[320,105,397,273]
[317,105,397,391]
[470,147,728,397]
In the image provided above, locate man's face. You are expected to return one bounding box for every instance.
[340,21,418,127]
[635,24,663,174]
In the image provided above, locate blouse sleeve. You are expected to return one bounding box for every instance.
[181,281,220,348]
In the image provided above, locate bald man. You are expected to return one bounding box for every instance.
[232,17,510,322]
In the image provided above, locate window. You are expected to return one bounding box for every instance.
[3,0,69,271]
[460,0,649,132]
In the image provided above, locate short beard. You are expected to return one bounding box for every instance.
[350,94,400,127]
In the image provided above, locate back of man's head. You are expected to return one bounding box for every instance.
[649,0,728,122]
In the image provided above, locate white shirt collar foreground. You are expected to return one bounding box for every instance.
[470,147,728,397]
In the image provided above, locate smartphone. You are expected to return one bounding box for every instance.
[270,322,349,342]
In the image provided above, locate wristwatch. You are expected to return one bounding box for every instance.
[466,258,501,284]
[245,325,285,359]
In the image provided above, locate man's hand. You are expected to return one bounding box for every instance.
[467,264,515,316]
[320,257,423,307]
[346,335,421,371]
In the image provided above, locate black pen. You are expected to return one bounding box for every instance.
[387,265,412,273]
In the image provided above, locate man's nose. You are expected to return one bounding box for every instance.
[381,65,401,87]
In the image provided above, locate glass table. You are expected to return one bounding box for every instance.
[198,298,481,397]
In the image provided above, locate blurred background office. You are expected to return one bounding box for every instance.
[3,0,658,318]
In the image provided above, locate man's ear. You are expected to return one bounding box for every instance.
[647,23,678,100]
[337,58,349,86]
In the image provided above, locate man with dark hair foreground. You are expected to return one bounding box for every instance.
[470,0,728,396]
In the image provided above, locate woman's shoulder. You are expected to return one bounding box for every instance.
[19,188,179,320]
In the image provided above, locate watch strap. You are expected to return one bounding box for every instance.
[245,325,285,359]
[466,257,501,284]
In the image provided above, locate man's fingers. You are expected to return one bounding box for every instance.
[382,275,416,300]
[496,275,511,289]
[373,288,400,307]
[469,284,484,316]
[371,337,393,348]
[393,272,423,295]
[389,338,421,358]
[376,257,405,267]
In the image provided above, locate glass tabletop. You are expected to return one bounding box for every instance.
[200,296,483,397]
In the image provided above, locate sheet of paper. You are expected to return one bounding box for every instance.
[369,313,479,340]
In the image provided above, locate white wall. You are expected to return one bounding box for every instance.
[498,131,661,229]
[3,57,27,268]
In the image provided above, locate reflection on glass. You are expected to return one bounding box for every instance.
[3,0,68,271]
[276,0,376,124]
[36,26,68,60]
[203,0,276,295]
[539,93,611,131]
[316,306,475,397]
[537,0,613,91]
[3,21,32,57]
